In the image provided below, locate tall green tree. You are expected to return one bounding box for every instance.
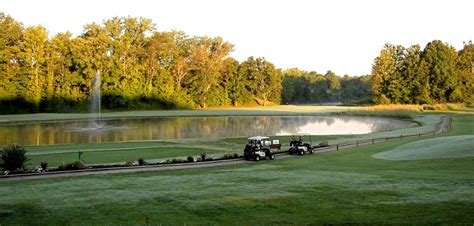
[456,41,474,103]
[421,40,458,102]
[0,13,23,101]
[240,57,281,106]
[19,26,49,110]
[220,57,242,106]
[185,37,233,108]
[372,44,407,104]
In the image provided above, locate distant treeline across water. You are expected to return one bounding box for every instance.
[0,13,472,113]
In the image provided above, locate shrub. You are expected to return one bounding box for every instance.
[318,141,329,147]
[40,161,48,171]
[171,158,185,164]
[187,156,194,162]
[125,160,135,167]
[57,161,66,170]
[375,95,391,105]
[200,152,207,161]
[0,144,29,172]
[223,153,239,159]
[422,105,435,111]
[75,160,85,169]
[138,158,146,166]
[65,160,85,170]
[433,104,448,111]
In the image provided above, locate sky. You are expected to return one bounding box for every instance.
[1,0,473,75]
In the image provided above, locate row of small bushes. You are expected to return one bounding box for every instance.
[42,152,240,171]
[129,152,241,166]
[223,153,240,159]
[2,146,241,175]
[36,152,240,172]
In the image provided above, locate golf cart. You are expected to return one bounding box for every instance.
[288,133,314,155]
[243,136,279,161]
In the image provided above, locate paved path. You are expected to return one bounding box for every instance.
[0,116,452,182]
[0,153,295,182]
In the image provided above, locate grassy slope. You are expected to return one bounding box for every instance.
[373,135,474,160]
[0,114,472,224]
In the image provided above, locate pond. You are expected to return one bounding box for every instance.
[0,116,417,146]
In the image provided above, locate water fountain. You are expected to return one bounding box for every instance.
[68,70,118,132]
[90,70,104,130]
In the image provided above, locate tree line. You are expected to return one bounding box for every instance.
[0,13,283,113]
[282,68,372,104]
[371,40,474,104]
[1,12,472,114]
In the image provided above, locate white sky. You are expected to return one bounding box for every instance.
[1,0,473,75]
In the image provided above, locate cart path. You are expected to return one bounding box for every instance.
[0,115,452,182]
[435,115,451,134]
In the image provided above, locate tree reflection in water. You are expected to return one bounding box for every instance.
[0,116,417,146]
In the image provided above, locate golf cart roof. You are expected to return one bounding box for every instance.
[248,136,270,140]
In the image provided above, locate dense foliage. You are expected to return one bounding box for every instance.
[1,12,472,113]
[282,68,372,104]
[372,41,474,104]
[0,144,28,172]
[0,13,282,113]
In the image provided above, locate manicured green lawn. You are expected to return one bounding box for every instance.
[373,135,474,160]
[0,114,472,224]
[29,147,226,166]
[25,135,347,167]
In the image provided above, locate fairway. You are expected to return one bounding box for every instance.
[0,114,473,224]
[373,135,474,160]
[1,139,473,224]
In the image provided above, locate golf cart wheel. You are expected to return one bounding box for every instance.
[300,150,304,155]
[255,155,260,161]
[270,154,275,160]
[309,149,314,154]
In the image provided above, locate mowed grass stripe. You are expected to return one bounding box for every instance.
[28,147,241,166]
[373,135,474,160]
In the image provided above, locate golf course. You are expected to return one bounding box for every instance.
[1,4,473,224]
[0,106,473,224]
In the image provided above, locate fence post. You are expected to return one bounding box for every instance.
[418,133,421,138]
[400,134,403,140]
[372,139,374,144]
[356,141,359,147]
[336,144,339,151]
[385,137,388,142]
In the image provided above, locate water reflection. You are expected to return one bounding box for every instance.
[0,116,417,146]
